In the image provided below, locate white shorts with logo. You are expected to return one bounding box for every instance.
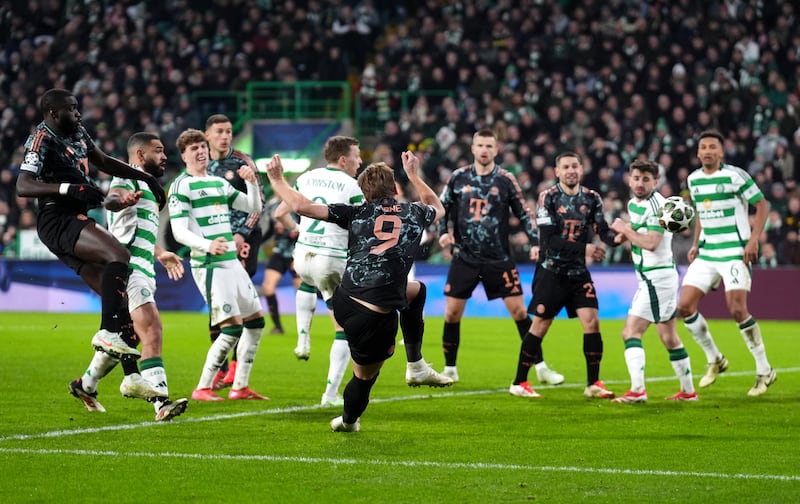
[191,264,261,326]
[293,247,346,301]
[126,270,156,312]
[629,268,678,323]
[682,257,751,294]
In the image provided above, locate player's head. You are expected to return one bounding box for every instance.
[324,136,361,176]
[471,128,498,168]
[697,129,724,171]
[205,114,233,154]
[628,159,659,199]
[554,151,584,189]
[128,132,167,178]
[357,162,396,202]
[176,128,209,171]
[41,88,81,134]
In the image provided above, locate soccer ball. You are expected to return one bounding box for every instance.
[657,196,695,233]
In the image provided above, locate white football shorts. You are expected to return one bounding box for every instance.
[293,248,346,302]
[682,257,751,294]
[629,268,678,323]
[192,263,261,325]
[126,270,156,312]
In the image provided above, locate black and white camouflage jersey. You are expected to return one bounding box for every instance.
[207,148,265,238]
[535,183,617,277]
[271,226,299,261]
[327,197,437,309]
[19,122,99,212]
[438,164,537,264]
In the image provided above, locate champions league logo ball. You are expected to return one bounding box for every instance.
[657,196,695,233]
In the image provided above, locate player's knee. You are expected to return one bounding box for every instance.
[244,316,266,329]
[106,246,130,265]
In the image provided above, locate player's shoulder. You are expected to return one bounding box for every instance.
[25,122,51,148]
[450,165,472,179]
[720,163,751,180]
[538,183,560,201]
[231,149,255,166]
[580,185,603,200]
[494,165,520,183]
[168,170,191,191]
[644,191,664,215]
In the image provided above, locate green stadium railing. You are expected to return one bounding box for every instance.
[190,82,456,142]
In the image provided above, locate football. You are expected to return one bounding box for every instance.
[658,196,695,233]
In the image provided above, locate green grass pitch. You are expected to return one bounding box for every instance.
[0,311,798,503]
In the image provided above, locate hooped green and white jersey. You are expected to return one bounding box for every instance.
[688,163,764,262]
[293,167,364,259]
[107,172,159,278]
[168,171,246,268]
[628,192,673,275]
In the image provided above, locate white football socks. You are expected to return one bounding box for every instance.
[234,325,263,390]
[82,351,119,393]
[324,338,350,400]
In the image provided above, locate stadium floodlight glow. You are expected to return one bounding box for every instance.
[255,157,311,174]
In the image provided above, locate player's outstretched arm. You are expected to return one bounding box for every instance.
[402,151,444,221]
[265,154,329,221]
[16,172,106,207]
[88,148,166,209]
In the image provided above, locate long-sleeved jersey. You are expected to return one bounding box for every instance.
[167,171,262,269]
[535,183,616,277]
[207,148,265,238]
[107,169,160,278]
[19,122,99,213]
[438,164,537,264]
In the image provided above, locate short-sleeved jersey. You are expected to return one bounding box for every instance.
[438,164,537,264]
[327,197,437,309]
[627,192,674,276]
[107,170,160,278]
[535,183,615,277]
[19,122,99,213]
[294,167,364,259]
[167,171,249,269]
[207,148,264,238]
[688,164,764,262]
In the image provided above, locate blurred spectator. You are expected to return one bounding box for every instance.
[0,0,798,269]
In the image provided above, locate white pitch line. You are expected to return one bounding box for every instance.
[0,447,797,482]
[1,367,798,444]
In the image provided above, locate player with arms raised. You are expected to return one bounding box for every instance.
[266,151,446,432]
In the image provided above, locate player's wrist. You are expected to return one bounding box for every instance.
[59,183,71,195]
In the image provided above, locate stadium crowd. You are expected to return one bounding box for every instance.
[1,0,799,266]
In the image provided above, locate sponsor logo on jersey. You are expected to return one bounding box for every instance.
[208,214,230,224]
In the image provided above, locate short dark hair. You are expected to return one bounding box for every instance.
[555,151,582,165]
[127,132,161,152]
[40,88,73,115]
[323,136,359,164]
[205,114,232,130]
[698,129,725,145]
[473,128,496,141]
[629,159,659,177]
